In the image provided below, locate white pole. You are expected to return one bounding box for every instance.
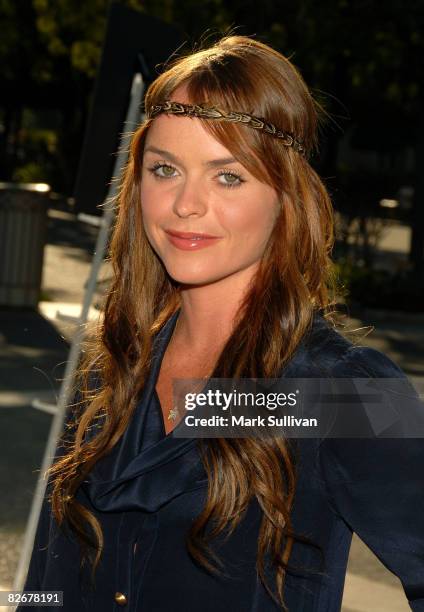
[13,72,146,591]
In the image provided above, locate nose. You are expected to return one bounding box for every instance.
[172,175,208,218]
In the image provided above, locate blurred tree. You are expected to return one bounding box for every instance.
[32,0,107,78]
[0,0,102,190]
[0,0,40,177]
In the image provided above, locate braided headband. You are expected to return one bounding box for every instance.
[147,100,306,156]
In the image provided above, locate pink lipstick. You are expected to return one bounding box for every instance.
[165,229,222,251]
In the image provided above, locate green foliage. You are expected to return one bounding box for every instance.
[33,0,108,78]
[12,161,46,182]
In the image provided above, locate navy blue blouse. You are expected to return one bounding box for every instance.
[18,311,424,611]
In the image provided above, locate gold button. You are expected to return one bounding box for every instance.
[114,592,128,606]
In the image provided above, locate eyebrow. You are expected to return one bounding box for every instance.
[143,146,238,168]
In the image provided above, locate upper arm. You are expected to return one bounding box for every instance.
[318,345,424,609]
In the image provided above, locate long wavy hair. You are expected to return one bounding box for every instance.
[48,34,339,610]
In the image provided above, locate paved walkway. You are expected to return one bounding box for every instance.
[0,206,422,611]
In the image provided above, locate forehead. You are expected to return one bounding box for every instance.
[144,112,233,157]
[145,83,237,154]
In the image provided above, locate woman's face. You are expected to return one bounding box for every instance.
[140,98,280,288]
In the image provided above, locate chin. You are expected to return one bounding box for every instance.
[163,262,228,287]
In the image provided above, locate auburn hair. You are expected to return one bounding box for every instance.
[48,34,339,610]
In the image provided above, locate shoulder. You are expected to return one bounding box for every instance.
[331,343,407,379]
[309,315,423,481]
[286,311,406,380]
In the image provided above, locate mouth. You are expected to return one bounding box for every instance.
[165,229,221,240]
[164,228,222,251]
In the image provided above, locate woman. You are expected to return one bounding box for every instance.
[19,35,424,611]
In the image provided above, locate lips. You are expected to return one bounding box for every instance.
[164,229,222,251]
[165,229,220,239]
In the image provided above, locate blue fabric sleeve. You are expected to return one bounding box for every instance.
[318,345,424,611]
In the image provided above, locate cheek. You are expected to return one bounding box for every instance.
[140,184,161,227]
[140,196,160,250]
[218,194,279,243]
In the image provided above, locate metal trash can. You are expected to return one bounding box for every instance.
[0,182,50,308]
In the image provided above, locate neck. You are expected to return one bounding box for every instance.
[174,265,258,352]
